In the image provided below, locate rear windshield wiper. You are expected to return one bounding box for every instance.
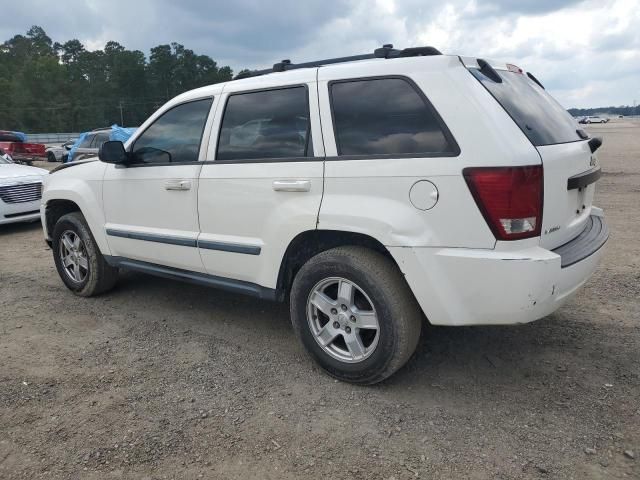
[477,59,502,83]
[527,72,545,89]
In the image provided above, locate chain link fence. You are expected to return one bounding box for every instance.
[25,133,81,144]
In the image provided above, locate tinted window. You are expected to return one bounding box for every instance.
[91,132,110,147]
[217,87,311,161]
[132,98,212,164]
[330,78,455,156]
[470,69,580,146]
[79,134,94,148]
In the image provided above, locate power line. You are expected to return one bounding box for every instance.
[0,99,165,113]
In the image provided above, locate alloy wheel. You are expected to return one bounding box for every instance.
[59,230,89,283]
[306,277,380,363]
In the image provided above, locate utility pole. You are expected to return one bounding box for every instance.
[118,101,124,126]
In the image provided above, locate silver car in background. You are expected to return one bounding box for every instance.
[68,128,111,162]
[579,115,609,124]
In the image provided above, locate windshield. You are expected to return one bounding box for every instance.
[470,68,581,146]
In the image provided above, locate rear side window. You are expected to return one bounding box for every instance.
[132,98,213,164]
[330,77,457,156]
[79,134,94,148]
[217,86,311,161]
[470,68,580,146]
[91,133,110,148]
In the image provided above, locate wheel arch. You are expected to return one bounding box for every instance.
[276,229,402,299]
[44,199,82,241]
[43,192,110,255]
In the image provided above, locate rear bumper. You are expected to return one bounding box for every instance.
[389,211,608,326]
[552,214,608,267]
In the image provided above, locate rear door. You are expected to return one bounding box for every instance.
[197,69,324,288]
[465,59,598,248]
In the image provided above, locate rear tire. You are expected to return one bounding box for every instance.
[47,152,56,162]
[290,246,422,384]
[52,212,118,296]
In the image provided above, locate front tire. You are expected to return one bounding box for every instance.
[52,212,118,296]
[290,246,422,384]
[47,152,56,163]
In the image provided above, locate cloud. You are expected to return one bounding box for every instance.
[478,0,587,14]
[1,0,639,107]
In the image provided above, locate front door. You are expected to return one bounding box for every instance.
[103,97,216,273]
[197,71,325,289]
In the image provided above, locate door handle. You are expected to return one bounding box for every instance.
[272,179,311,192]
[165,179,191,191]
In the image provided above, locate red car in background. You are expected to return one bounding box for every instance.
[0,130,46,164]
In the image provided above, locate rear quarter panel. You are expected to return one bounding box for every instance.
[317,55,541,249]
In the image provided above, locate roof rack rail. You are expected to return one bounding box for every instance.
[234,44,442,80]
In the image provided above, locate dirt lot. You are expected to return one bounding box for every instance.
[1,121,638,480]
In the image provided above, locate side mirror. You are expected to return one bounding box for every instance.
[99,140,128,164]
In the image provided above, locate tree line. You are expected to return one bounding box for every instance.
[0,26,235,133]
[2,26,638,134]
[568,106,640,117]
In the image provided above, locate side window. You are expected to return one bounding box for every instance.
[131,98,213,164]
[91,133,109,148]
[217,86,311,161]
[330,77,456,156]
[79,134,94,148]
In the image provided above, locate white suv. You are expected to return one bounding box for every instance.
[41,46,608,384]
[580,116,609,124]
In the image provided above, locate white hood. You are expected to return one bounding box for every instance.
[0,163,48,183]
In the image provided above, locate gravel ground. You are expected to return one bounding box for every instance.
[1,120,638,479]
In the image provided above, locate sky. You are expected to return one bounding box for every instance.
[1,0,639,108]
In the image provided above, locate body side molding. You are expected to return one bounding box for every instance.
[104,256,278,300]
[106,228,261,255]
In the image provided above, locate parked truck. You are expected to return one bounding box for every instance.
[0,131,46,165]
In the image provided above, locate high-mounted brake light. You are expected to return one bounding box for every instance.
[463,166,543,241]
[506,63,523,74]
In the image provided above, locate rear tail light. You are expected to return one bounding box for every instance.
[463,165,543,241]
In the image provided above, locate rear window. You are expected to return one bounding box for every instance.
[330,77,457,157]
[470,68,580,146]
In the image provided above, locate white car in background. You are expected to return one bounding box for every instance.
[579,116,609,124]
[46,140,76,163]
[0,155,47,225]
